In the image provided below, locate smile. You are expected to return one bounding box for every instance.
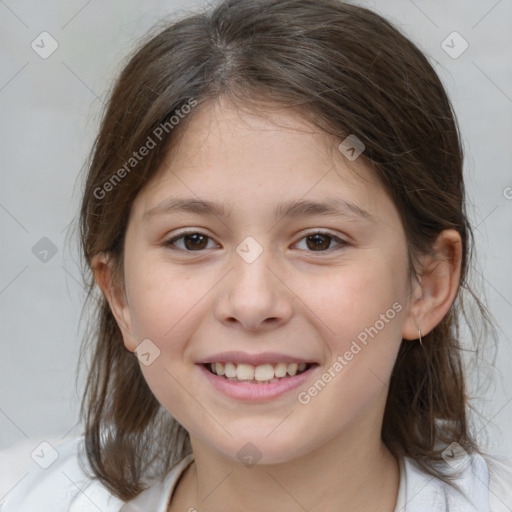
[198,361,319,402]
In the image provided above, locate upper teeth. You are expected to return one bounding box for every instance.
[210,362,308,381]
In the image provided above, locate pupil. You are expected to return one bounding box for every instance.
[307,234,330,251]
[185,233,207,250]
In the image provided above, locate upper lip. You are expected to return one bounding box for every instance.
[196,351,316,366]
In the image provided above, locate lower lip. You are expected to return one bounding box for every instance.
[197,364,318,402]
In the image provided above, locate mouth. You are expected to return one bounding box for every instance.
[203,361,316,384]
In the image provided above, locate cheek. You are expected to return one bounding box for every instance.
[295,267,405,436]
[125,262,203,422]
[125,253,198,340]
[303,256,405,345]
[297,253,407,413]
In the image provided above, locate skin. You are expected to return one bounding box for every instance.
[93,97,462,512]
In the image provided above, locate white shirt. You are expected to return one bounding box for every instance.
[1,437,511,511]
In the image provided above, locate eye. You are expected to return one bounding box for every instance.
[164,231,218,251]
[164,230,347,253]
[294,231,347,252]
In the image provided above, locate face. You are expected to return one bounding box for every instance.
[107,98,418,465]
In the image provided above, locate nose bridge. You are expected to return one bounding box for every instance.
[214,238,293,330]
[231,240,277,300]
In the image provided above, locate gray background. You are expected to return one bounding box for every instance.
[1,0,511,499]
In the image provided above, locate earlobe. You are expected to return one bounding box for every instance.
[91,253,137,352]
[401,229,462,341]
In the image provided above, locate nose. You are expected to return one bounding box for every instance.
[213,248,294,332]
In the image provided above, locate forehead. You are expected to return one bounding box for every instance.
[157,98,347,177]
[132,98,396,226]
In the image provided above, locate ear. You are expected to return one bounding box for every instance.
[402,229,462,341]
[91,252,138,352]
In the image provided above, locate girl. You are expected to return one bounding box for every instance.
[2,0,511,510]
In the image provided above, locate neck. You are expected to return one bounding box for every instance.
[172,419,400,512]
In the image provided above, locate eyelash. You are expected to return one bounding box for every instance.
[164,230,348,253]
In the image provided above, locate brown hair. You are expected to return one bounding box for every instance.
[77,0,497,501]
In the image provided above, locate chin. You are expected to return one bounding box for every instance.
[211,431,311,467]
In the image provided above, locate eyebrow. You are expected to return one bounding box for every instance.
[143,197,375,222]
